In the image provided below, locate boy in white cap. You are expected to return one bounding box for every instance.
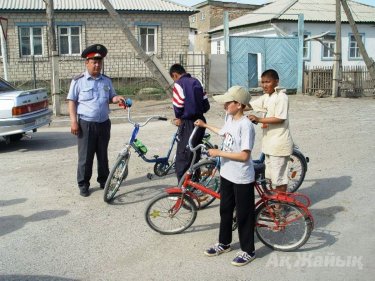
[194,85,256,266]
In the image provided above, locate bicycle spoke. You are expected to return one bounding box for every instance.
[255,202,312,251]
[145,193,197,234]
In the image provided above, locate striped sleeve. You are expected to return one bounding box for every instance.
[172,83,185,108]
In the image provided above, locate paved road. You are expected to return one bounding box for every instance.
[0,95,374,281]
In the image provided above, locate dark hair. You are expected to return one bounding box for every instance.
[169,63,186,76]
[261,69,279,80]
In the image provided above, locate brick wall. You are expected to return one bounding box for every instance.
[0,11,191,81]
[191,4,257,54]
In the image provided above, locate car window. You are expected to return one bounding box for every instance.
[0,79,16,92]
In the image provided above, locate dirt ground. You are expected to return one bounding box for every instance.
[0,94,374,281]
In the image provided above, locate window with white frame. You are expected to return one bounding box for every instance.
[302,34,310,59]
[190,15,196,23]
[349,34,363,59]
[58,26,81,55]
[19,26,43,56]
[201,12,206,21]
[139,27,157,53]
[294,32,310,60]
[322,34,336,59]
[217,41,221,54]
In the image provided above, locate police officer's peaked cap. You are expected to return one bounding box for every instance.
[81,44,108,59]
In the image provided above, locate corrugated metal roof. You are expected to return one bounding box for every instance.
[210,0,375,33]
[0,0,194,12]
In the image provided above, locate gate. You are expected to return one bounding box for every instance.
[229,36,299,90]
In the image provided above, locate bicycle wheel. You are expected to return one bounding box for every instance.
[103,154,129,203]
[287,149,307,193]
[255,201,313,251]
[145,192,197,235]
[182,159,220,209]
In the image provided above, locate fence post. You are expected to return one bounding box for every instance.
[32,55,37,89]
[297,14,304,94]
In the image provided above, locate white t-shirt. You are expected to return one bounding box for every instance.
[218,115,255,184]
[250,88,293,156]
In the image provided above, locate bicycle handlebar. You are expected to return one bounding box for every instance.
[188,126,207,152]
[119,98,168,127]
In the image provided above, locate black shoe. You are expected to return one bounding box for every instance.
[100,183,105,189]
[79,186,90,197]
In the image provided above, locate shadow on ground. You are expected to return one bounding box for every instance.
[0,132,76,152]
[0,210,69,237]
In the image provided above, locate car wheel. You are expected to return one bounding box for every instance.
[9,134,23,142]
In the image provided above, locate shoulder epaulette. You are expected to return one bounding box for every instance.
[73,73,84,81]
[101,73,112,79]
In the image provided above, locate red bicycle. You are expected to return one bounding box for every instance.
[145,127,314,251]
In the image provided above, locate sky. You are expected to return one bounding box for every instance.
[171,0,375,7]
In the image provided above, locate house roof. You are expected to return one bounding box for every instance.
[209,0,375,33]
[0,0,194,13]
[193,1,262,9]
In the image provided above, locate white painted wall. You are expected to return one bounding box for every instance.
[210,21,375,67]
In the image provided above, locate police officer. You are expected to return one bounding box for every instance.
[170,63,210,183]
[67,44,125,197]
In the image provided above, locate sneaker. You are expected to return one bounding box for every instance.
[231,251,256,266]
[204,243,231,257]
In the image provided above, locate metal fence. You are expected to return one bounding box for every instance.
[0,52,208,100]
[304,66,375,97]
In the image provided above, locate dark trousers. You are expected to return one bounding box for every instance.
[175,118,206,183]
[77,119,111,188]
[219,176,255,254]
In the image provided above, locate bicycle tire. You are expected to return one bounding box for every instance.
[255,201,313,251]
[145,192,197,235]
[287,149,308,193]
[182,159,220,209]
[103,154,129,203]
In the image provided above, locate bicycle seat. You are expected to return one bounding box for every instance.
[254,163,265,180]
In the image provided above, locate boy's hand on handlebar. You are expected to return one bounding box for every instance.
[171,118,181,126]
[207,148,220,158]
[194,119,206,128]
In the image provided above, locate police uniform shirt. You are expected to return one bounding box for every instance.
[67,71,117,123]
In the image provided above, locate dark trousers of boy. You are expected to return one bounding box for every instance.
[219,176,255,254]
[77,119,111,188]
[175,118,206,183]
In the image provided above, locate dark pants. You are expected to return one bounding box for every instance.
[219,176,255,254]
[175,118,206,183]
[77,119,111,188]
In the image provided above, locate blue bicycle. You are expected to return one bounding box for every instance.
[103,99,216,203]
[103,99,172,203]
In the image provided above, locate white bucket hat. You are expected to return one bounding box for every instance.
[213,86,251,108]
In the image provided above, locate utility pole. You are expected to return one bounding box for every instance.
[332,0,342,97]
[44,0,60,116]
[341,0,375,82]
[100,0,173,96]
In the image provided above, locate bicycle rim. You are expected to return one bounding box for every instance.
[287,150,307,193]
[255,202,312,251]
[145,193,197,235]
[103,155,129,203]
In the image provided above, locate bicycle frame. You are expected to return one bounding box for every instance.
[121,106,173,165]
[164,126,314,226]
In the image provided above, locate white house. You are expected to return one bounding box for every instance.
[209,0,375,68]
